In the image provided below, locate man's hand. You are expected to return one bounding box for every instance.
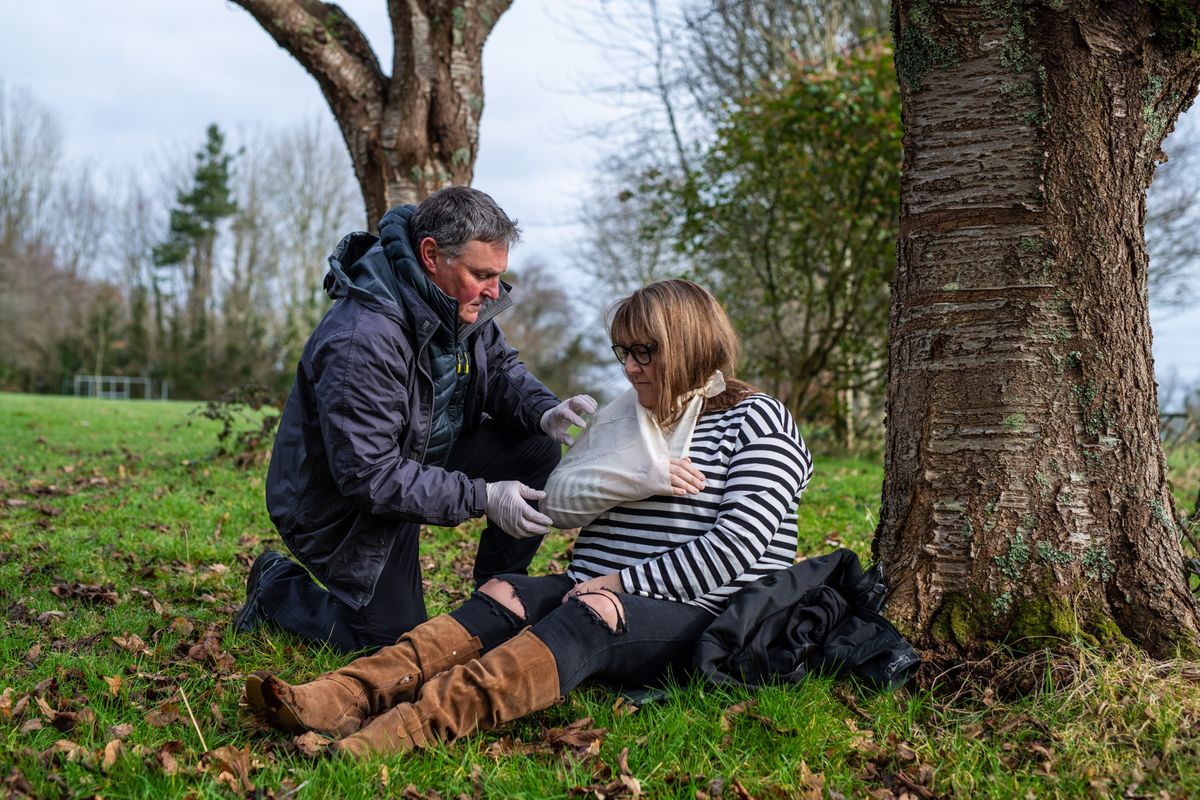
[562,572,623,602]
[540,395,598,446]
[485,481,553,539]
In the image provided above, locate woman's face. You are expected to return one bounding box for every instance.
[615,341,659,409]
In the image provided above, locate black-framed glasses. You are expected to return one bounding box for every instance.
[611,342,657,366]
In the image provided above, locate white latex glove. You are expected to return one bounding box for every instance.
[485,481,553,538]
[540,395,598,446]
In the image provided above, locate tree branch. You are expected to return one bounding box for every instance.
[229,0,385,115]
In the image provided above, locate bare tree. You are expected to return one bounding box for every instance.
[875,0,1200,656]
[229,0,513,226]
[497,259,608,399]
[1147,112,1200,308]
[0,83,61,256]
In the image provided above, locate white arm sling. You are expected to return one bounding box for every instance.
[542,371,725,529]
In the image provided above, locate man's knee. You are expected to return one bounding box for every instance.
[574,590,625,633]
[479,578,526,620]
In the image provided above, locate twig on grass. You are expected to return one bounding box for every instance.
[179,684,209,753]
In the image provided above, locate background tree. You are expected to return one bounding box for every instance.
[652,42,900,439]
[875,0,1200,656]
[230,0,513,224]
[153,124,240,395]
[577,0,896,442]
[497,259,609,400]
[1147,116,1200,308]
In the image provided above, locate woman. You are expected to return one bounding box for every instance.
[245,279,813,757]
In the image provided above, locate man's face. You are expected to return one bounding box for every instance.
[420,238,508,325]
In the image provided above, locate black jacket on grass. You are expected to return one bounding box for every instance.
[693,548,920,691]
[265,207,559,610]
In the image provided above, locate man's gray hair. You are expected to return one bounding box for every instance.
[409,186,521,260]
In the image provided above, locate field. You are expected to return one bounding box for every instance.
[2,393,1199,798]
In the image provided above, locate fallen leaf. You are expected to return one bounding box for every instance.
[292,731,330,757]
[19,718,43,735]
[206,744,255,793]
[157,744,180,776]
[0,688,13,718]
[35,610,65,625]
[112,632,150,655]
[209,701,227,730]
[617,747,642,796]
[50,582,117,605]
[798,760,825,800]
[23,643,42,665]
[170,617,194,637]
[3,766,34,798]
[101,739,124,771]
[104,676,123,697]
[50,707,96,733]
[544,717,607,759]
[145,701,181,728]
[43,739,93,766]
[107,723,134,740]
[730,778,755,800]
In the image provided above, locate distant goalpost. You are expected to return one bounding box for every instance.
[71,375,169,400]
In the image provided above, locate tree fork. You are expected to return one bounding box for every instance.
[876,0,1200,658]
[230,0,511,226]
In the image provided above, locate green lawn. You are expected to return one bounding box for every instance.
[2,393,1199,798]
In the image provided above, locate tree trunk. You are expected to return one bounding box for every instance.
[231,0,512,228]
[876,0,1200,658]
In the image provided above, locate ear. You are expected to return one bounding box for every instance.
[417,237,440,275]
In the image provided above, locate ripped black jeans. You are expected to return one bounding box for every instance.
[449,573,714,694]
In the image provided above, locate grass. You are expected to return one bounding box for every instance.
[2,392,1199,798]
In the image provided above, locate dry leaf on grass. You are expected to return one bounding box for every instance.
[101,739,124,771]
[797,760,825,800]
[107,722,135,740]
[291,731,330,757]
[41,739,94,767]
[3,766,34,799]
[719,699,796,735]
[103,675,123,696]
[155,740,184,776]
[50,582,118,606]
[205,744,255,793]
[145,701,181,728]
[112,632,150,655]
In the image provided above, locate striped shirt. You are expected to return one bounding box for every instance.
[567,393,813,615]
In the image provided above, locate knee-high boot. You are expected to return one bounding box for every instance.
[334,629,561,757]
[244,615,482,737]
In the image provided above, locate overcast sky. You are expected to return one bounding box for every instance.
[3,1,1200,400]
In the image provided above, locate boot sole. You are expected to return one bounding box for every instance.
[244,672,307,734]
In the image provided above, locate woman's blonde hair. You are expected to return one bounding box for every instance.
[608,279,757,427]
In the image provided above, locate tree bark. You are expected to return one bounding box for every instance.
[876,0,1200,657]
[230,0,511,227]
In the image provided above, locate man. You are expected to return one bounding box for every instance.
[234,187,595,652]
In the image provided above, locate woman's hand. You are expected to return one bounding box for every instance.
[670,456,705,495]
[562,572,623,602]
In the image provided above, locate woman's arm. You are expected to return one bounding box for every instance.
[617,398,813,603]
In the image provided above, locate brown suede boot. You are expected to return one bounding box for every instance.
[333,629,562,757]
[244,615,482,737]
